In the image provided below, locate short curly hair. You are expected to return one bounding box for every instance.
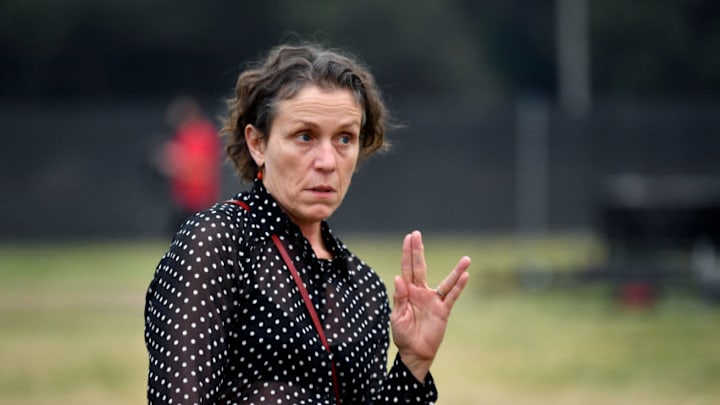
[221,42,389,183]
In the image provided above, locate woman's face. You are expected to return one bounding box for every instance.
[246,85,362,229]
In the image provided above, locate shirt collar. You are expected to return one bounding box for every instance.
[238,179,351,268]
[238,178,291,239]
[320,221,352,273]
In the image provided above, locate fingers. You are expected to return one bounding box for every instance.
[401,230,428,286]
[438,256,471,308]
[411,231,427,286]
[392,276,409,319]
[393,275,408,303]
[436,256,471,293]
[401,233,413,285]
[400,230,470,305]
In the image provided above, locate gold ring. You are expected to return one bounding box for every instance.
[436,286,446,299]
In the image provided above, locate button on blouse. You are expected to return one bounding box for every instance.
[144,180,438,404]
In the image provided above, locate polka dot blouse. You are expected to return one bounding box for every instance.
[144,180,438,404]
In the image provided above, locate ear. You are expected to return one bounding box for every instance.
[245,124,265,167]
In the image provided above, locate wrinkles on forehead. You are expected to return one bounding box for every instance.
[273,86,363,134]
[268,84,364,135]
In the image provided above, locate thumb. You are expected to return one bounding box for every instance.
[393,275,408,306]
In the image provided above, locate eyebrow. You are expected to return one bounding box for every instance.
[288,118,361,131]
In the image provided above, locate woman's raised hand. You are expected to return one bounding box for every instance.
[390,230,471,381]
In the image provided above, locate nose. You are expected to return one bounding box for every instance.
[313,139,337,172]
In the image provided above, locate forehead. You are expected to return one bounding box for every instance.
[274,85,363,125]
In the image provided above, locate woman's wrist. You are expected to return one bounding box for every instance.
[398,351,433,382]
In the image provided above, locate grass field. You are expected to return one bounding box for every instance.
[1,234,719,404]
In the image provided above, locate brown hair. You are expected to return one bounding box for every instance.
[221,42,389,182]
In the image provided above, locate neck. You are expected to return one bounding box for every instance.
[296,221,333,260]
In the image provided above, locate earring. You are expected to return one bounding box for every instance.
[257,166,264,180]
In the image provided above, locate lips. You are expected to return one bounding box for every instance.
[308,185,336,193]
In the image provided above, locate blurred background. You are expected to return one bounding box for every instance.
[3,0,720,238]
[2,0,720,404]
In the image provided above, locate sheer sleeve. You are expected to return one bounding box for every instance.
[366,301,439,404]
[377,354,438,404]
[144,209,242,404]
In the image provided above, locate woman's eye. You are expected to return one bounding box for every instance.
[297,133,311,142]
[339,133,357,145]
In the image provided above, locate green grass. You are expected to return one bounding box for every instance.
[1,235,719,404]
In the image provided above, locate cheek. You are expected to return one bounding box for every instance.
[266,145,298,173]
[339,165,357,188]
[345,152,360,174]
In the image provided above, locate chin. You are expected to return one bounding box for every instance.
[306,206,338,222]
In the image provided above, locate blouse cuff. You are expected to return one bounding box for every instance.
[385,353,438,404]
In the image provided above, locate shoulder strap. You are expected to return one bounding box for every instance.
[224,199,250,212]
[271,234,341,404]
[226,200,341,404]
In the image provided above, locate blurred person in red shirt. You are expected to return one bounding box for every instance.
[158,96,221,232]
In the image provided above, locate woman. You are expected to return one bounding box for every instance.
[145,42,471,404]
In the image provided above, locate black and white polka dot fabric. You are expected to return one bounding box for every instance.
[145,180,438,404]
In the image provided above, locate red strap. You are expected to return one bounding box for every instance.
[272,234,341,405]
[224,199,250,212]
[226,199,341,404]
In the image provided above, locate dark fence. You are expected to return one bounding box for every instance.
[2,99,720,240]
